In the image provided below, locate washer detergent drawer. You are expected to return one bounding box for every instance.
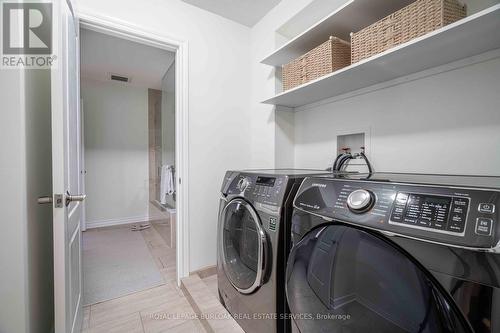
[286,224,472,333]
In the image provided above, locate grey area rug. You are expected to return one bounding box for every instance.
[83,225,163,305]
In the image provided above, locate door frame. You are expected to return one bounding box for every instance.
[79,98,86,232]
[78,12,190,285]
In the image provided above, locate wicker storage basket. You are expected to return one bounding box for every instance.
[351,0,466,63]
[282,55,306,91]
[282,36,351,91]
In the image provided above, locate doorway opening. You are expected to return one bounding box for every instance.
[78,19,186,309]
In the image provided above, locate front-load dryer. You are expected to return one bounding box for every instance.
[286,173,500,333]
[217,169,331,333]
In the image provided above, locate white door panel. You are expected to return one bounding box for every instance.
[51,1,83,332]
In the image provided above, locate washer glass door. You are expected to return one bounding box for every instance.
[286,224,472,333]
[220,198,266,294]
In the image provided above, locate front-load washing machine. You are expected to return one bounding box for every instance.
[286,172,500,333]
[217,169,332,333]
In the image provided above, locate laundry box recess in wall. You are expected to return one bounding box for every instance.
[282,36,351,91]
[351,0,467,63]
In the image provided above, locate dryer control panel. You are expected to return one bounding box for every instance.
[293,176,500,250]
[221,171,288,206]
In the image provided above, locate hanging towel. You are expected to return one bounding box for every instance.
[160,165,175,205]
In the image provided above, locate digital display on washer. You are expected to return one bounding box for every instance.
[256,176,276,187]
[390,192,468,234]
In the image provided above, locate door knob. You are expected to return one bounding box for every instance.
[37,196,53,204]
[66,191,86,206]
[38,193,85,207]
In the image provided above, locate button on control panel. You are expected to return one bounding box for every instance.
[475,218,494,236]
[389,192,469,235]
[449,198,469,233]
[478,203,495,214]
[391,193,408,223]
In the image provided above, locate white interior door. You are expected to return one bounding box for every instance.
[51,1,84,332]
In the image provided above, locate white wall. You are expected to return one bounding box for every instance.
[0,67,29,333]
[294,56,500,174]
[78,0,253,271]
[251,0,500,176]
[0,69,54,333]
[82,79,150,226]
[249,0,314,168]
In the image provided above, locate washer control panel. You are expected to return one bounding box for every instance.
[294,177,500,249]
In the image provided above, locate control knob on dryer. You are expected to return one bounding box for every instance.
[237,177,250,192]
[347,189,375,213]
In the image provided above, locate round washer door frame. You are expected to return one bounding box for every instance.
[286,223,473,333]
[219,198,267,294]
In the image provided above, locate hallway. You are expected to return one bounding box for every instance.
[82,225,202,332]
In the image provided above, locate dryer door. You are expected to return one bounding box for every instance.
[286,224,472,333]
[220,198,267,294]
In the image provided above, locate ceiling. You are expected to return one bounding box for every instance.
[80,29,175,90]
[181,0,282,27]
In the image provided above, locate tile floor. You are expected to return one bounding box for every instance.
[181,275,244,333]
[82,224,205,332]
[82,223,244,333]
[202,275,218,297]
[83,225,164,305]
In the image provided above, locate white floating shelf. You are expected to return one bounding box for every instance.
[261,0,415,66]
[262,5,500,108]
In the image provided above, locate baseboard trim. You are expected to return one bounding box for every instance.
[190,265,217,279]
[152,200,177,213]
[86,215,156,229]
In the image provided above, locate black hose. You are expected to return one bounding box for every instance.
[332,153,344,172]
[337,154,353,171]
[360,151,373,173]
[334,153,350,171]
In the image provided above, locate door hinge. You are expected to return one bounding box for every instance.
[178,177,181,185]
[54,194,64,208]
